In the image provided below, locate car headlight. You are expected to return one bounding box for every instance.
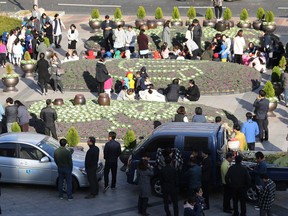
[79,168,87,175]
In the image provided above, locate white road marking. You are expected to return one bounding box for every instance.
[0,1,7,4]
[179,6,226,9]
[58,3,121,8]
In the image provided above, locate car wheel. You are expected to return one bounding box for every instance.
[246,187,258,203]
[57,177,79,193]
[151,177,162,197]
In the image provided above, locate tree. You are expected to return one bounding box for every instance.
[240,8,249,21]
[171,6,181,20]
[155,7,163,19]
[137,6,146,19]
[205,8,214,20]
[223,7,232,21]
[123,129,136,149]
[187,7,196,20]
[256,7,265,20]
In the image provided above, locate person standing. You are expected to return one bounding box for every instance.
[113,25,126,52]
[221,152,234,213]
[160,156,179,216]
[281,69,288,107]
[233,30,245,64]
[185,79,200,101]
[101,15,114,51]
[50,53,64,93]
[0,39,7,67]
[213,0,223,20]
[43,21,53,46]
[258,174,276,216]
[137,29,149,58]
[5,97,18,132]
[162,20,172,49]
[32,4,41,21]
[0,103,4,134]
[36,38,47,60]
[52,13,65,48]
[36,52,50,95]
[253,90,269,142]
[67,24,79,55]
[233,124,248,151]
[14,100,30,132]
[96,57,110,94]
[201,150,211,210]
[40,99,58,139]
[40,13,52,31]
[241,112,259,150]
[225,155,251,216]
[192,19,202,50]
[103,131,121,192]
[85,136,100,199]
[184,157,202,197]
[125,25,136,56]
[54,138,73,200]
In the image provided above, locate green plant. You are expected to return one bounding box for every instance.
[256,7,265,20]
[21,51,37,64]
[11,122,21,132]
[279,55,287,69]
[66,127,80,147]
[24,51,31,61]
[223,7,232,21]
[44,37,50,48]
[171,7,181,20]
[123,129,136,149]
[2,63,19,78]
[271,66,282,83]
[155,7,163,19]
[91,8,100,19]
[263,81,278,102]
[240,8,249,21]
[0,16,22,35]
[187,7,196,20]
[205,8,214,20]
[265,11,275,23]
[114,8,123,20]
[137,6,146,19]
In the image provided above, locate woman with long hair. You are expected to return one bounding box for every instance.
[162,20,172,49]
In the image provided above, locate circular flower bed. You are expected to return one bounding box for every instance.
[28,99,236,140]
[62,59,260,95]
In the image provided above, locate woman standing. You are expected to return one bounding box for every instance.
[67,24,79,55]
[233,30,246,64]
[162,21,172,49]
[14,100,30,132]
[12,38,23,66]
[0,39,7,67]
[137,29,149,58]
[96,57,110,93]
[137,158,153,216]
[50,53,64,93]
[113,25,126,52]
[213,0,223,20]
[282,69,288,107]
[36,52,50,95]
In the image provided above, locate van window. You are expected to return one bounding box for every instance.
[145,136,175,153]
[184,137,209,151]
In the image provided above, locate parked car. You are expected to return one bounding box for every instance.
[0,132,104,191]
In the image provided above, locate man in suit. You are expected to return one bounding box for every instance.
[40,99,58,139]
[253,90,269,142]
[101,15,114,51]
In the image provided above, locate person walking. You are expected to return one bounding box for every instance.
[253,90,269,142]
[85,136,100,199]
[233,30,246,64]
[36,52,50,95]
[40,99,58,139]
[137,29,149,58]
[213,0,223,20]
[162,20,172,49]
[14,100,30,132]
[225,155,251,216]
[52,13,65,48]
[258,174,276,216]
[67,24,79,55]
[50,53,64,93]
[95,57,110,94]
[0,103,4,134]
[137,158,153,216]
[160,156,179,216]
[101,15,114,51]
[241,112,259,150]
[5,97,18,132]
[54,138,73,200]
[103,131,121,192]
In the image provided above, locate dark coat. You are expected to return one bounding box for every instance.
[186,85,200,101]
[166,84,180,102]
[40,106,57,126]
[36,58,50,83]
[201,156,211,183]
[103,139,121,163]
[85,145,99,170]
[225,163,251,189]
[138,167,153,198]
[160,164,179,194]
[174,114,185,122]
[184,164,202,191]
[101,20,114,38]
[95,61,110,83]
[192,25,202,39]
[137,33,149,51]
[253,98,269,120]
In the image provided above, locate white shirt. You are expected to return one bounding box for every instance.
[67,29,79,42]
[125,30,136,47]
[114,28,126,49]
[233,36,245,55]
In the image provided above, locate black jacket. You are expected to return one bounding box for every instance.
[36,58,50,83]
[85,145,99,170]
[166,84,180,102]
[253,98,269,120]
[101,20,114,38]
[96,61,110,83]
[40,106,57,126]
[160,164,178,193]
[103,140,121,163]
[186,85,200,101]
[225,163,251,189]
[192,25,202,39]
[201,156,211,183]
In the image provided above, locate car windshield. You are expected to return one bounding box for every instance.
[37,137,60,157]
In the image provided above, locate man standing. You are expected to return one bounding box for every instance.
[40,99,58,139]
[101,15,114,51]
[52,13,65,48]
[96,57,110,94]
[221,152,234,213]
[258,174,276,216]
[85,136,99,199]
[233,30,245,64]
[54,138,73,200]
[253,90,269,142]
[241,112,259,150]
[160,157,179,216]
[192,19,202,50]
[103,131,121,192]
[225,155,251,216]
[0,103,4,134]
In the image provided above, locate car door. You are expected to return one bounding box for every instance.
[17,143,52,185]
[0,142,18,182]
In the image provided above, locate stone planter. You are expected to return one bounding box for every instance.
[53,98,64,106]
[20,63,36,78]
[113,20,125,28]
[155,19,165,27]
[89,19,102,30]
[171,20,183,27]
[2,77,19,92]
[45,49,53,59]
[215,21,226,32]
[203,19,216,28]
[147,20,157,29]
[225,20,234,28]
[268,101,278,117]
[135,19,147,29]
[262,24,276,33]
[237,22,252,29]
[74,94,86,105]
[98,93,110,106]
[253,20,262,30]
[119,148,133,171]
[139,24,148,31]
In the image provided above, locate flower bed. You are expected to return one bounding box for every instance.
[28,99,236,140]
[61,59,261,95]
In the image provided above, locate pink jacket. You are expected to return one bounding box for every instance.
[0,44,7,54]
[104,77,113,90]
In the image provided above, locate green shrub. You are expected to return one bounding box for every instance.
[240,8,249,21]
[123,129,136,149]
[91,8,100,19]
[114,8,123,20]
[271,66,282,83]
[0,16,22,36]
[256,7,265,20]
[263,81,275,98]
[171,6,181,20]
[279,55,287,69]
[155,7,163,19]
[187,7,196,20]
[205,8,214,20]
[265,11,275,23]
[137,6,146,19]
[223,7,232,21]
[66,127,80,147]
[24,51,31,61]
[11,122,21,132]
[44,37,50,48]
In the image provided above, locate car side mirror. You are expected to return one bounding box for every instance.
[40,156,50,163]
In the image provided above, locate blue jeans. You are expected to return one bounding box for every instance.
[58,167,73,199]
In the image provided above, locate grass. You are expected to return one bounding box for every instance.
[0,16,22,35]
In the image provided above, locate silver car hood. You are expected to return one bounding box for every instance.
[71,149,86,168]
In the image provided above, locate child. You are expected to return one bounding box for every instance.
[184,196,201,216]
[194,187,206,214]
[104,77,113,98]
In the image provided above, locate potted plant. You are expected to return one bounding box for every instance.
[263,80,278,114]
[170,6,183,26]
[44,37,53,59]
[253,7,265,30]
[89,8,102,30]
[262,11,276,33]
[185,6,196,26]
[20,51,37,78]
[119,129,137,171]
[237,8,251,28]
[135,6,148,30]
[154,7,165,27]
[223,7,234,27]
[203,8,216,28]
[113,7,125,28]
[1,63,19,92]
